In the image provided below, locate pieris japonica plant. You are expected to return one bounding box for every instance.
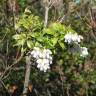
[13,9,88,72]
[12,9,90,96]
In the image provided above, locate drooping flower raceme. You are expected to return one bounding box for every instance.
[64,33,83,44]
[31,47,52,72]
[80,47,88,57]
[64,33,88,57]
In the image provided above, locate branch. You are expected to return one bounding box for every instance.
[0,52,24,80]
[44,0,57,27]
[44,7,49,27]
[0,79,10,96]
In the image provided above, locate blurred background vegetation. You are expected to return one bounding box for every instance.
[0,0,96,96]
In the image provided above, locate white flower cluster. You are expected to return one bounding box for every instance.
[64,33,83,44]
[31,47,52,72]
[80,47,88,57]
[64,33,88,57]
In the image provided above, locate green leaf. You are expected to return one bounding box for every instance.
[35,42,41,47]
[51,38,58,46]
[13,34,26,40]
[43,29,55,35]
[50,23,66,33]
[59,42,65,49]
[13,34,21,40]
[21,47,26,53]
[27,40,33,48]
[16,39,25,46]
[30,32,41,38]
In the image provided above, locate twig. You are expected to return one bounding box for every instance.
[2,69,12,80]
[0,52,24,79]
[0,79,11,96]
[58,15,65,23]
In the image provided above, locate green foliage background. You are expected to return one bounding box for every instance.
[0,0,96,96]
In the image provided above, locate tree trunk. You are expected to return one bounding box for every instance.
[22,55,31,96]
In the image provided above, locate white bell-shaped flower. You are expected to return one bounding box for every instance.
[64,33,83,44]
[31,47,53,72]
[31,47,41,59]
[80,47,88,57]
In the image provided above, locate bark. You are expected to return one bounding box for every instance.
[22,55,31,96]
[44,7,49,27]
